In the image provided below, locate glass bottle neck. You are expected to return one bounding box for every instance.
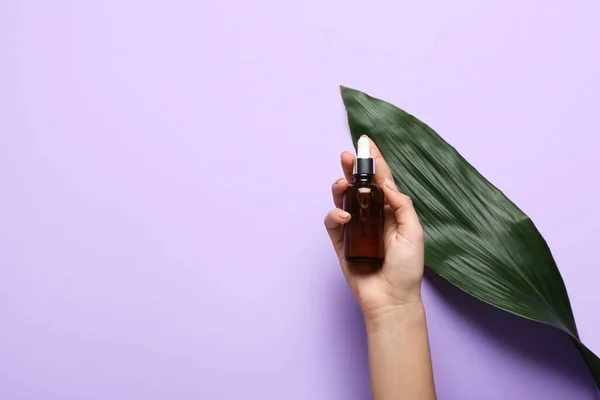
[353,173,374,183]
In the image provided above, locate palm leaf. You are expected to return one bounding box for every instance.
[340,85,600,388]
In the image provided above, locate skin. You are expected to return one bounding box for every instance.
[324,136,437,400]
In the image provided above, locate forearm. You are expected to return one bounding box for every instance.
[364,300,436,400]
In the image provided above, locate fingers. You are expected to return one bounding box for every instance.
[368,137,394,187]
[382,178,424,241]
[324,208,351,253]
[341,151,355,183]
[332,178,349,208]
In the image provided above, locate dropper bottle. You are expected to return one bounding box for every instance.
[343,136,385,263]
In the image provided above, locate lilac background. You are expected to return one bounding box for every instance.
[1,1,600,399]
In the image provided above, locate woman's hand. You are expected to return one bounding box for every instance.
[326,137,436,399]
[324,136,425,320]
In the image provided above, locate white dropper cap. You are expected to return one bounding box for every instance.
[357,136,371,159]
[353,135,375,175]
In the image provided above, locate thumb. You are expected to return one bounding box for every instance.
[382,178,424,241]
[324,208,351,255]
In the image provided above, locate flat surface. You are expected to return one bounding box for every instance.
[1,1,599,399]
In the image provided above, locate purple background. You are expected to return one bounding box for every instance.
[1,1,599,399]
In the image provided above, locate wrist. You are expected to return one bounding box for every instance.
[358,285,423,321]
[362,297,425,331]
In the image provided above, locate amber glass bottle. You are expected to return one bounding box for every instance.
[343,137,385,263]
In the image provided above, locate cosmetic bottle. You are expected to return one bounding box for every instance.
[343,136,385,263]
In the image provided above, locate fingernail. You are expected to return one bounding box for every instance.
[334,177,343,185]
[384,178,397,191]
[338,211,350,219]
[341,151,348,158]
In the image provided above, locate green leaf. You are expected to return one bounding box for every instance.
[340,85,600,388]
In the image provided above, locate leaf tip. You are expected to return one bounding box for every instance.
[339,85,359,105]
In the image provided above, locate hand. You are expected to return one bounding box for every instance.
[324,137,425,320]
